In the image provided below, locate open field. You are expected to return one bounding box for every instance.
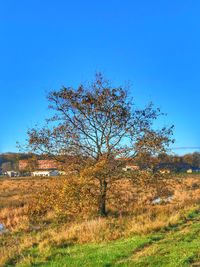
[1,175,200,266]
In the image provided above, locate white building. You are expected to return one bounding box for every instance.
[6,171,19,177]
[122,165,139,171]
[32,170,60,177]
[187,169,193,174]
[159,169,171,174]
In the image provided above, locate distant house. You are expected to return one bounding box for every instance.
[194,168,200,173]
[122,165,139,171]
[159,169,171,174]
[187,168,200,174]
[32,170,60,177]
[6,171,19,177]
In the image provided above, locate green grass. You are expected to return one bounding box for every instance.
[13,236,155,267]
[8,210,200,267]
[116,222,200,267]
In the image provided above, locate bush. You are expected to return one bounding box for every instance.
[27,176,99,222]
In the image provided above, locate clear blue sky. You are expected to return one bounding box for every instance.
[0,0,200,154]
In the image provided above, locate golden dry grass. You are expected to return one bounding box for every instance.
[0,177,53,230]
[0,174,200,266]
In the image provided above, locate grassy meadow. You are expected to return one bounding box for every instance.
[1,174,200,266]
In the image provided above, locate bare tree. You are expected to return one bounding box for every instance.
[27,73,174,216]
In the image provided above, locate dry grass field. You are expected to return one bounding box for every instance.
[0,177,51,230]
[1,174,200,266]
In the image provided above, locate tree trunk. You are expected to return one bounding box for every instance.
[99,179,107,216]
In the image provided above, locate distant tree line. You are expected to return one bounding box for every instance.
[0,151,199,174]
[0,153,36,173]
[135,152,200,172]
